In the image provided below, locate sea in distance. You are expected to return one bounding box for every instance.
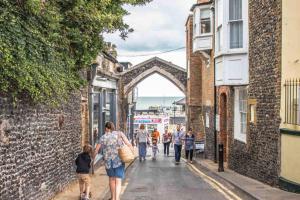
[136,96,184,110]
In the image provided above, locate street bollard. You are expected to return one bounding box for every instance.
[218,144,224,172]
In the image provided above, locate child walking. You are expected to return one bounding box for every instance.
[75,144,93,200]
[152,139,159,160]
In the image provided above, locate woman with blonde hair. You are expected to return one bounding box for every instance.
[94,122,133,200]
[136,124,149,162]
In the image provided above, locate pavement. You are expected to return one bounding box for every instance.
[117,145,245,200]
[52,146,300,200]
[193,155,300,200]
[52,153,136,200]
[52,164,109,200]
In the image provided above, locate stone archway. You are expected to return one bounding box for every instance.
[118,57,187,131]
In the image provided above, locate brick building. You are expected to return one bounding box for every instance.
[187,0,300,191]
[186,0,215,160]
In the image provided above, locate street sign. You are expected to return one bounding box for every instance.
[195,140,205,152]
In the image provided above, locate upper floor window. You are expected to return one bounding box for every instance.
[200,9,211,34]
[229,0,243,49]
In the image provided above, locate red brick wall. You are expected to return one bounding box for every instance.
[217,86,234,162]
[186,17,202,107]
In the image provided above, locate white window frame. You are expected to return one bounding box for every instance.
[206,112,210,128]
[193,5,212,38]
[216,0,223,52]
[217,26,223,52]
[193,10,197,37]
[234,87,247,143]
[215,0,248,55]
[199,8,212,36]
[228,0,243,49]
[193,9,199,37]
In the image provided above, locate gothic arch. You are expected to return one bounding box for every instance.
[117,57,187,131]
[120,57,187,96]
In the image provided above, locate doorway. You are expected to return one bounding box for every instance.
[220,93,228,162]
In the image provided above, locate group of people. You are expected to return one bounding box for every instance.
[135,124,195,165]
[74,122,196,200]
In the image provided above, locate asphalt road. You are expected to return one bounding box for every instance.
[120,146,233,200]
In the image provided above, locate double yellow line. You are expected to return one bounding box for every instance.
[183,158,243,200]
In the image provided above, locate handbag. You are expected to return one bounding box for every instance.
[118,132,135,163]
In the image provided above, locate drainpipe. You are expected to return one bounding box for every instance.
[211,1,218,163]
[89,63,98,147]
[89,63,97,174]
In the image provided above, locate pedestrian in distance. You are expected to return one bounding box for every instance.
[185,128,195,164]
[94,122,134,200]
[162,129,172,156]
[152,139,159,160]
[75,144,93,200]
[172,124,185,165]
[151,128,160,144]
[136,124,149,162]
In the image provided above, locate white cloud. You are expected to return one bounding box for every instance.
[105,0,195,53]
[104,0,195,96]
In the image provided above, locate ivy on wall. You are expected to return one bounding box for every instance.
[0,0,150,105]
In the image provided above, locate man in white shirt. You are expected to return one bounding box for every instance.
[172,124,185,164]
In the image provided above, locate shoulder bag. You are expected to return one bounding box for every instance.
[118,132,135,163]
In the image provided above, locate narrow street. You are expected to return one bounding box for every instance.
[118,146,240,200]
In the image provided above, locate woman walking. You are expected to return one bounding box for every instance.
[162,129,172,156]
[94,122,133,200]
[185,128,195,163]
[136,124,149,162]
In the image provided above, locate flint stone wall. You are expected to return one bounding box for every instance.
[0,94,81,200]
[228,0,282,186]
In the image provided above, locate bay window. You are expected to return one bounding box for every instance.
[192,4,213,52]
[229,0,243,49]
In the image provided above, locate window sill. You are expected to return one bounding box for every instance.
[214,50,248,59]
[193,34,213,39]
[234,134,247,144]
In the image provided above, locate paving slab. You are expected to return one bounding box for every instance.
[194,158,300,200]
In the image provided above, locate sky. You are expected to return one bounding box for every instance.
[104,0,196,97]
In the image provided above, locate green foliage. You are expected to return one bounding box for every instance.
[0,0,151,105]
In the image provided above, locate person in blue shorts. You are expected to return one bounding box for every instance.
[94,122,133,200]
